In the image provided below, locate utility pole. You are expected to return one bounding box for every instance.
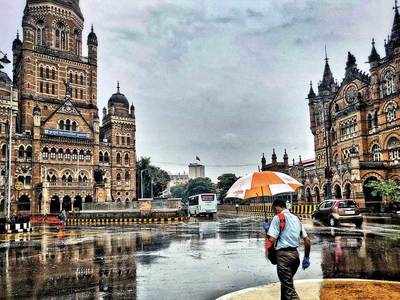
[5,108,13,220]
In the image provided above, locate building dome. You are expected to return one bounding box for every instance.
[87,25,98,46]
[12,32,22,51]
[108,83,129,108]
[26,0,83,19]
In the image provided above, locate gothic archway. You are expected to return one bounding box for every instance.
[74,195,82,211]
[314,187,321,202]
[85,195,93,203]
[62,195,72,212]
[17,195,31,212]
[334,184,342,199]
[50,195,60,214]
[344,183,351,199]
[305,187,312,202]
[363,177,382,212]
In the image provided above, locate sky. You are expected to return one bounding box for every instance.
[0,0,395,181]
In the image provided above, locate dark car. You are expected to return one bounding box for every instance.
[312,199,363,228]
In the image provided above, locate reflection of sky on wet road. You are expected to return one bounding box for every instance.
[0,218,399,299]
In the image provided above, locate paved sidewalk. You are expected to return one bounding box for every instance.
[216,279,400,300]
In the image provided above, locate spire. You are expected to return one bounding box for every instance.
[368,38,381,63]
[308,81,316,98]
[386,0,400,56]
[319,46,335,92]
[345,51,357,74]
[91,24,94,33]
[272,149,277,164]
[117,81,120,93]
[283,149,289,167]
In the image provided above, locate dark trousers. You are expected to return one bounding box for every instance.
[276,249,300,300]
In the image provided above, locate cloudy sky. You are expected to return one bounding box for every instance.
[0,0,395,180]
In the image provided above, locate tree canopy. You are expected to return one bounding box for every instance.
[216,173,240,203]
[185,177,216,198]
[366,179,400,202]
[136,157,170,198]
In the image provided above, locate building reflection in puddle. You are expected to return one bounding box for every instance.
[320,230,400,281]
[0,230,139,299]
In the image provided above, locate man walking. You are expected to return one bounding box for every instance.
[267,199,311,300]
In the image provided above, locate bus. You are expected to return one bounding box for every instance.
[188,193,218,218]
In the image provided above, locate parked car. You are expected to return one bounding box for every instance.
[312,199,363,228]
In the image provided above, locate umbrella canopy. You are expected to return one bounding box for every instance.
[225,171,302,200]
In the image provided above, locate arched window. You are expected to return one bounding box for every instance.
[371,144,381,162]
[52,69,56,80]
[65,119,71,131]
[85,150,91,161]
[367,114,373,130]
[69,73,73,83]
[18,146,25,159]
[104,152,109,163]
[121,136,125,145]
[124,153,130,165]
[42,147,49,160]
[36,20,45,46]
[72,149,78,160]
[1,145,6,157]
[55,29,60,48]
[46,67,49,79]
[99,151,104,162]
[72,121,77,131]
[59,120,64,130]
[79,150,85,161]
[25,146,32,160]
[75,74,78,84]
[40,66,44,78]
[61,31,66,50]
[58,148,64,160]
[386,104,397,123]
[125,171,130,181]
[51,175,57,183]
[68,175,73,183]
[50,148,57,159]
[388,137,400,162]
[382,70,396,97]
[65,149,71,160]
[127,137,131,145]
[80,74,84,85]
[116,173,121,181]
[74,30,81,56]
[116,153,121,164]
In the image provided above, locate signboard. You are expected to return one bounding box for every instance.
[44,129,90,140]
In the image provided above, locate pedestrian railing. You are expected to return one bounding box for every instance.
[219,204,318,215]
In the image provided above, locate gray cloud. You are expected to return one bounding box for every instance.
[0,0,394,180]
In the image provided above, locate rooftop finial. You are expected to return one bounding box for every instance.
[395,0,399,11]
[324,44,329,63]
[117,81,120,93]
[91,24,94,32]
[16,30,19,39]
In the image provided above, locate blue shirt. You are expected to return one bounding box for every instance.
[267,209,307,250]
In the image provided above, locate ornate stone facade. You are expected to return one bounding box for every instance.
[1,0,137,215]
[307,3,400,209]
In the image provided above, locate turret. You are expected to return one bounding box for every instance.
[261,153,267,171]
[318,47,337,95]
[368,38,381,67]
[130,103,135,117]
[271,149,277,165]
[386,0,400,57]
[88,25,98,65]
[283,149,289,167]
[345,51,357,75]
[308,81,317,135]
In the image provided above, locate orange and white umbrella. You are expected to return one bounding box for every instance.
[225,171,302,199]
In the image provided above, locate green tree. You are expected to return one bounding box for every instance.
[216,173,240,203]
[367,179,400,203]
[185,177,216,198]
[136,157,170,198]
[170,185,186,199]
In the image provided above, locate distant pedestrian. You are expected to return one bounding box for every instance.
[266,199,311,300]
[262,217,270,234]
[235,203,239,214]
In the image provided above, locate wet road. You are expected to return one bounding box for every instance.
[0,216,400,299]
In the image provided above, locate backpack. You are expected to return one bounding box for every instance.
[265,212,286,265]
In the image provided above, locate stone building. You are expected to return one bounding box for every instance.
[0,0,137,215]
[307,2,400,209]
[259,149,290,173]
